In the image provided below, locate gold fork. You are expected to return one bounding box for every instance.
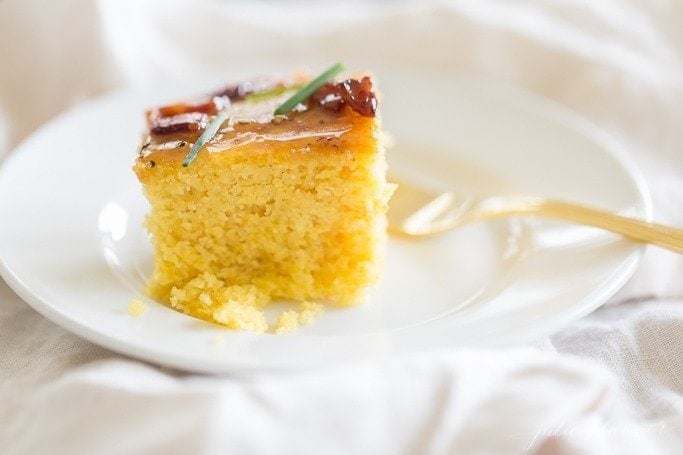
[387,180,683,254]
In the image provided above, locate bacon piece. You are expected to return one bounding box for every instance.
[310,77,377,117]
[339,77,377,117]
[157,100,217,117]
[310,83,344,112]
[149,96,230,121]
[149,112,208,135]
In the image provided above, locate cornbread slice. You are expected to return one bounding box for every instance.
[133,71,394,331]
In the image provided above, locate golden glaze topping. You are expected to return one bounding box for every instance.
[139,73,377,159]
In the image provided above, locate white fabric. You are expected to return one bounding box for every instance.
[1,0,682,453]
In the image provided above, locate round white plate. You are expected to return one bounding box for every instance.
[0,71,650,373]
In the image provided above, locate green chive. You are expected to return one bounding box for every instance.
[245,85,289,103]
[274,62,345,116]
[182,111,229,167]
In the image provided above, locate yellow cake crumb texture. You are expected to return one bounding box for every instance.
[128,298,147,317]
[168,272,324,333]
[275,301,324,334]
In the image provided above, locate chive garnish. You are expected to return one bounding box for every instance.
[245,85,289,103]
[274,62,345,115]
[182,111,229,167]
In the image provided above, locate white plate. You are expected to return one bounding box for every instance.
[0,71,650,373]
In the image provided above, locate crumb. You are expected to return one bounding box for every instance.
[213,300,268,333]
[128,298,147,317]
[275,301,324,334]
[299,301,324,324]
[166,272,330,333]
[275,310,300,334]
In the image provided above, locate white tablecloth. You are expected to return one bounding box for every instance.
[1,1,682,453]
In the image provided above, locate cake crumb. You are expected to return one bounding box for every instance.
[214,300,268,333]
[128,298,147,317]
[275,310,300,334]
[162,271,326,333]
[168,273,270,332]
[275,301,324,334]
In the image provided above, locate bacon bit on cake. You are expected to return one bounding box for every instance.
[310,77,377,117]
[311,83,344,112]
[153,96,230,118]
[146,96,230,135]
[148,112,209,135]
[157,99,218,117]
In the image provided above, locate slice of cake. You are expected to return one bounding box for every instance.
[133,67,394,332]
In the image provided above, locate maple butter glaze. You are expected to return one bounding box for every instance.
[136,74,378,169]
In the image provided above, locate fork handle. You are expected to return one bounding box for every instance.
[480,197,683,254]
